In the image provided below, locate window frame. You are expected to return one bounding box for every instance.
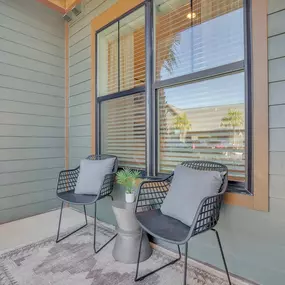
[91,0,269,211]
[95,2,147,169]
[151,0,252,194]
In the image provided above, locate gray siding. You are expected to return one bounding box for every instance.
[68,0,116,169]
[67,0,285,284]
[0,0,65,224]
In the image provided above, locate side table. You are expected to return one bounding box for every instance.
[112,200,152,264]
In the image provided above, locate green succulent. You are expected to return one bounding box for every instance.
[116,168,141,194]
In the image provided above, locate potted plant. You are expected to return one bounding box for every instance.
[116,168,141,203]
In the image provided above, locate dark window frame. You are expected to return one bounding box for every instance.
[95,2,147,168]
[95,0,252,195]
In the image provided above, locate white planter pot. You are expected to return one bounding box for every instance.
[125,193,135,203]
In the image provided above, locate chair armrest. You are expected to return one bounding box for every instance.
[98,172,116,199]
[135,174,173,213]
[186,192,224,241]
[56,167,80,194]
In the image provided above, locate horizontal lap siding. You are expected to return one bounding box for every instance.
[68,0,117,168]
[0,0,65,224]
[268,3,285,202]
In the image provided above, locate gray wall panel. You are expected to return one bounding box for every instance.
[268,9,285,37]
[70,35,90,56]
[268,0,285,14]
[0,0,65,224]
[68,0,118,169]
[0,25,63,57]
[70,59,90,76]
[0,199,60,224]
[0,178,58,198]
[0,38,64,67]
[269,57,285,82]
[0,158,64,173]
[269,81,285,105]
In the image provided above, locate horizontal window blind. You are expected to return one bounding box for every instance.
[97,7,145,97]
[97,22,119,96]
[158,72,245,181]
[101,93,146,169]
[155,0,244,81]
[120,7,146,91]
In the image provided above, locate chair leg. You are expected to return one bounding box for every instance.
[93,202,117,254]
[56,202,88,243]
[212,229,231,285]
[135,230,181,282]
[183,242,188,285]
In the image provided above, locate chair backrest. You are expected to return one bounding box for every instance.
[180,160,228,193]
[178,161,228,239]
[86,154,118,173]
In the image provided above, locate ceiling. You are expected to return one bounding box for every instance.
[37,0,82,13]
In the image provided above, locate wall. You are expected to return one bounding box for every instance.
[68,0,116,170]
[67,0,285,284]
[68,0,117,221]
[0,0,65,223]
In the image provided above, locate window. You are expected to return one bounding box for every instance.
[96,5,146,169]
[154,0,249,190]
[97,0,251,192]
[93,0,268,210]
[158,73,245,182]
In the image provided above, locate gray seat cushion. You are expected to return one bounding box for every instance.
[75,157,115,195]
[136,209,190,243]
[57,190,97,204]
[160,165,223,227]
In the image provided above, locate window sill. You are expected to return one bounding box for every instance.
[224,192,254,209]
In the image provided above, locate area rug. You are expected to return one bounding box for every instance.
[0,223,246,285]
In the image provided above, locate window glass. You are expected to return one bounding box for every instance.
[119,7,146,91]
[101,93,146,168]
[97,22,119,97]
[155,0,244,81]
[158,72,245,182]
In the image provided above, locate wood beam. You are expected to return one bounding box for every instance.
[36,0,82,14]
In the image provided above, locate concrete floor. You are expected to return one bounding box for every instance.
[0,208,252,285]
[0,207,92,254]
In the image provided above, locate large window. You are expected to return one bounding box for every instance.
[97,0,251,192]
[101,93,146,168]
[154,0,248,188]
[96,5,146,169]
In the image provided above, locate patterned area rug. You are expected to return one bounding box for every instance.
[0,224,246,285]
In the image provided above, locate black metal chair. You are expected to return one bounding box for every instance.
[134,161,231,285]
[55,154,118,253]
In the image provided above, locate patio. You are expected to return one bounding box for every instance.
[0,0,284,284]
[0,208,250,285]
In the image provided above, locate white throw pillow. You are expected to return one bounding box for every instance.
[160,165,224,227]
[74,158,115,195]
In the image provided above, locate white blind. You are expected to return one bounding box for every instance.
[120,7,145,91]
[97,7,145,97]
[97,22,119,96]
[101,93,146,168]
[155,0,244,81]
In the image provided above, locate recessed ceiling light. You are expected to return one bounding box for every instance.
[187,12,197,19]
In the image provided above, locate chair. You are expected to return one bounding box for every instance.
[134,161,231,285]
[55,154,118,253]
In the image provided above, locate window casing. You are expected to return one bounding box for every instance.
[96,0,252,194]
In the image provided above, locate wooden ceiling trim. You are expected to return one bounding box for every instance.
[36,0,82,14]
